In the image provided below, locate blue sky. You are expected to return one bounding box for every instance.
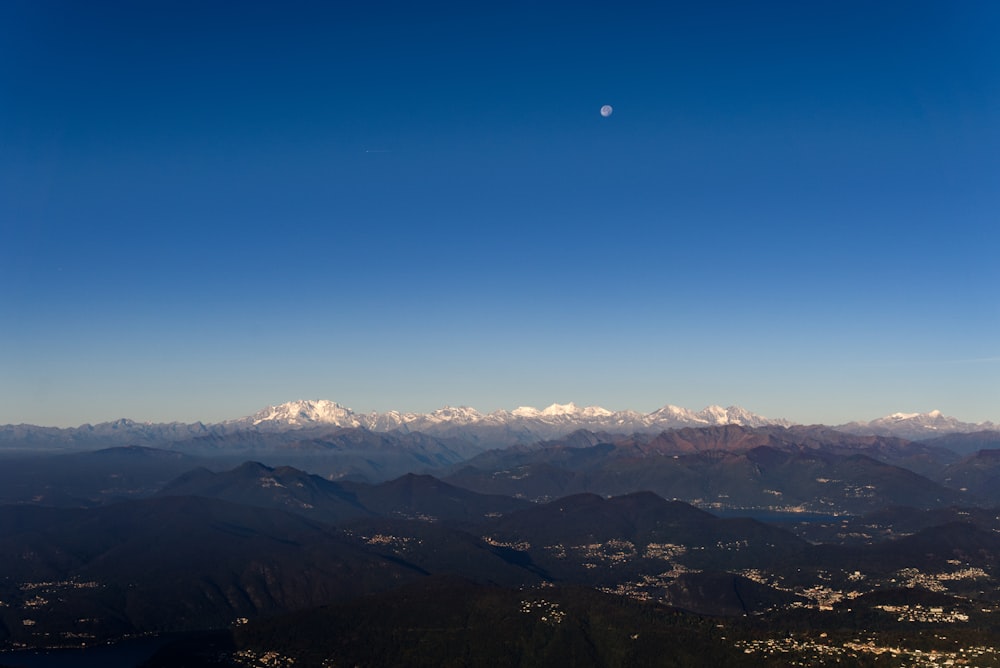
[2,1,998,427]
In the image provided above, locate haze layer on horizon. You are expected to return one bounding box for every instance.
[2,1,998,428]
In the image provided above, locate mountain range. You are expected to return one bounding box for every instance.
[4,409,1000,663]
[2,400,996,453]
[230,399,793,437]
[6,473,1000,663]
[837,409,1000,440]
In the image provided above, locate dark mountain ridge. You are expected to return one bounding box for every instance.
[938,448,1000,503]
[0,445,211,507]
[157,462,533,524]
[156,461,374,523]
[446,435,973,513]
[0,496,425,647]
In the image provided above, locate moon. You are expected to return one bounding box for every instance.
[600,105,613,117]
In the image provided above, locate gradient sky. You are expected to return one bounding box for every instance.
[2,1,998,427]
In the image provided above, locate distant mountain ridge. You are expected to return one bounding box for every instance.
[443,425,972,512]
[1,401,996,453]
[837,410,999,440]
[223,401,1000,442]
[228,399,791,434]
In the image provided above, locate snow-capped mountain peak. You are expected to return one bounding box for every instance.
[541,402,581,417]
[424,406,484,424]
[5,401,995,455]
[838,410,997,440]
[240,400,362,428]
[649,404,692,416]
[697,405,730,424]
[226,398,792,439]
[509,403,615,420]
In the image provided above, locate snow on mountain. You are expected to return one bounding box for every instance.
[225,399,788,436]
[647,404,699,422]
[3,400,995,453]
[421,406,485,425]
[512,402,616,420]
[707,405,788,428]
[697,405,732,424]
[539,402,582,417]
[642,404,789,429]
[362,409,415,432]
[579,405,614,418]
[838,410,998,440]
[236,399,364,429]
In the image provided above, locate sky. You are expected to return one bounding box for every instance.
[2,1,998,427]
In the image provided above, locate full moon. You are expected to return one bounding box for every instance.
[600,104,613,117]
